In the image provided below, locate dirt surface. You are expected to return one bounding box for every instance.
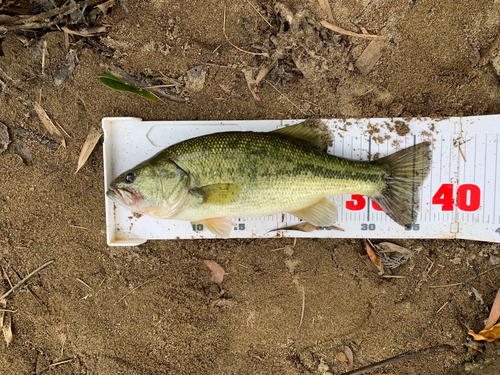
[1,0,500,374]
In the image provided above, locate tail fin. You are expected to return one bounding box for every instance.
[371,142,432,226]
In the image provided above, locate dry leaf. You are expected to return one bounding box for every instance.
[355,39,386,75]
[336,351,349,367]
[364,239,388,275]
[33,103,66,147]
[468,323,500,342]
[203,260,226,284]
[375,242,412,254]
[75,127,102,173]
[343,345,354,370]
[97,0,116,14]
[485,287,500,330]
[317,0,335,22]
[0,299,12,346]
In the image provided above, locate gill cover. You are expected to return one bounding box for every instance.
[107,157,191,218]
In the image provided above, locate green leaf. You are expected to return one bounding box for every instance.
[100,72,158,104]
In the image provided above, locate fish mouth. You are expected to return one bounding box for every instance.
[106,183,139,207]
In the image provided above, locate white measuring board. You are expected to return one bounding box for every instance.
[102,116,500,246]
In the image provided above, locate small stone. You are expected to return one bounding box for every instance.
[184,64,206,92]
[318,360,329,373]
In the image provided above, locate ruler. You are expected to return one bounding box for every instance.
[102,116,500,245]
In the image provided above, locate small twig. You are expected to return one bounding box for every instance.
[114,278,158,305]
[69,225,88,230]
[76,278,92,290]
[264,79,308,116]
[0,260,54,301]
[381,275,406,279]
[298,287,305,328]
[2,266,13,289]
[223,5,269,58]
[244,0,274,29]
[0,308,17,313]
[343,345,453,375]
[49,358,74,367]
[320,20,386,40]
[458,145,466,162]
[430,283,462,288]
[436,301,449,314]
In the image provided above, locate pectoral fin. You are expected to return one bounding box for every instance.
[192,183,240,205]
[289,198,338,226]
[199,217,235,237]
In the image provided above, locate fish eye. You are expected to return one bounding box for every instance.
[125,172,136,184]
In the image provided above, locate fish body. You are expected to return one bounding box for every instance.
[106,121,432,237]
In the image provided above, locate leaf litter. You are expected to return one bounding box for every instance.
[203,260,226,284]
[76,127,102,173]
[33,102,66,147]
[0,299,13,346]
[468,286,500,342]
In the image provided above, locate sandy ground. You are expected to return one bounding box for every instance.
[1,0,500,374]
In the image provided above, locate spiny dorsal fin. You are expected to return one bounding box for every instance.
[271,120,331,151]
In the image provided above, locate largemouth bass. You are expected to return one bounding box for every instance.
[106,121,432,237]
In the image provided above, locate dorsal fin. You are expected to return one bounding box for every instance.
[271,120,331,151]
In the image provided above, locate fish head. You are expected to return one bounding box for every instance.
[106,158,190,218]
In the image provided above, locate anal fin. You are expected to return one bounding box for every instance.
[289,198,338,226]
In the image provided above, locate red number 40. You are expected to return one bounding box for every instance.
[432,184,481,212]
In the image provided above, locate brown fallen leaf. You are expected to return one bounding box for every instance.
[343,345,354,371]
[33,102,66,147]
[0,299,12,346]
[336,351,349,368]
[97,0,116,14]
[75,127,102,173]
[270,222,344,232]
[364,239,389,275]
[468,323,500,342]
[355,39,386,75]
[203,260,226,284]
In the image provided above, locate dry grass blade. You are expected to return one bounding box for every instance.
[76,127,103,173]
[317,0,335,23]
[33,102,66,147]
[485,287,500,330]
[223,5,269,58]
[320,20,386,40]
[204,260,226,284]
